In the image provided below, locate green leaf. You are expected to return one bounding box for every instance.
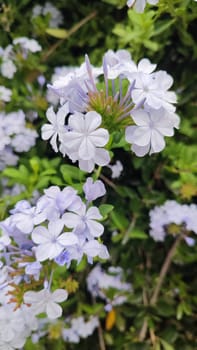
[157,301,175,317]
[99,204,114,219]
[60,164,85,184]
[153,19,175,36]
[128,229,148,240]
[45,28,68,39]
[75,256,87,272]
[110,210,129,230]
[30,157,40,173]
[2,165,29,184]
[160,338,175,350]
[40,169,57,176]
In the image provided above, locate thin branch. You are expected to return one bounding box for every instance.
[97,321,106,350]
[139,234,183,342]
[42,11,97,61]
[100,174,117,190]
[150,234,182,306]
[139,319,148,342]
[122,214,137,245]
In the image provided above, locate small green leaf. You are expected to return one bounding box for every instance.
[160,338,175,350]
[60,164,85,184]
[110,210,129,230]
[99,204,114,219]
[40,169,57,176]
[128,229,148,240]
[45,28,68,39]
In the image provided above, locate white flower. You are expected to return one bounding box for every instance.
[104,49,136,79]
[0,131,10,152]
[1,60,17,79]
[13,37,42,53]
[36,185,82,221]
[0,86,12,102]
[63,203,104,243]
[32,3,63,28]
[149,201,197,242]
[11,128,38,152]
[32,220,78,261]
[108,160,123,178]
[87,264,131,300]
[62,111,110,172]
[131,71,177,112]
[42,2,63,27]
[62,316,99,343]
[0,305,27,348]
[125,108,176,156]
[24,288,68,319]
[10,201,45,234]
[83,240,109,260]
[41,103,69,152]
[127,0,159,12]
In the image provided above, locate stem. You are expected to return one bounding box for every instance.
[42,11,97,61]
[139,234,182,341]
[48,268,54,290]
[122,215,137,245]
[139,319,148,342]
[150,234,182,305]
[94,166,102,180]
[100,174,117,190]
[97,321,106,350]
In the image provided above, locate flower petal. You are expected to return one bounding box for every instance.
[58,232,79,246]
[130,109,149,126]
[32,226,50,244]
[90,128,109,146]
[150,130,165,153]
[94,148,110,166]
[48,220,64,238]
[79,137,95,160]
[46,302,62,319]
[41,124,54,140]
[85,111,102,132]
[125,125,151,146]
[87,220,104,237]
[52,289,68,302]
[46,106,56,124]
[132,143,150,157]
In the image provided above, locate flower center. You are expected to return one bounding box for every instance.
[87,89,133,132]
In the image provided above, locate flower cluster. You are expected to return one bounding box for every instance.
[0,178,108,348]
[32,2,63,28]
[0,110,38,170]
[46,66,78,106]
[87,264,131,310]
[149,200,197,242]
[62,316,99,343]
[30,314,99,345]
[0,302,38,349]
[0,85,12,102]
[0,37,42,79]
[42,49,179,172]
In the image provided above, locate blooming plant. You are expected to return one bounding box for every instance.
[0,0,196,349]
[43,51,179,171]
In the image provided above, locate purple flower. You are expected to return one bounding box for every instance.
[83,177,106,202]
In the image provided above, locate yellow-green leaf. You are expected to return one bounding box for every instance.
[45,28,68,39]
